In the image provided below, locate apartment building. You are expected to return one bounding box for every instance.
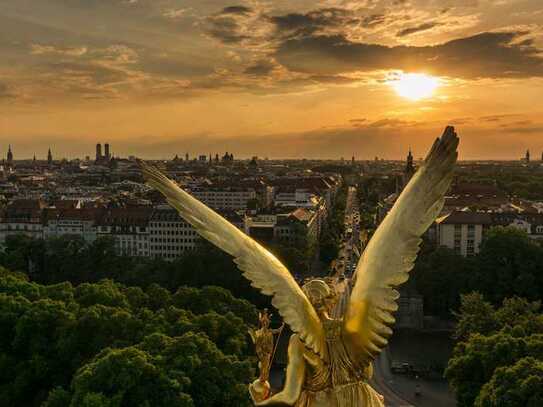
[189,185,257,210]
[148,206,200,259]
[97,207,152,257]
[0,199,46,243]
[435,212,491,256]
[43,207,100,243]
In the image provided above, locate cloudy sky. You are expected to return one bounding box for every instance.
[0,0,542,159]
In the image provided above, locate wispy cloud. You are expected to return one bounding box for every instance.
[397,22,441,37]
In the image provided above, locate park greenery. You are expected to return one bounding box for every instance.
[446,293,543,406]
[0,267,257,407]
[0,235,271,309]
[0,220,330,406]
[411,227,543,318]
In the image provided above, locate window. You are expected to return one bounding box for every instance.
[454,224,462,237]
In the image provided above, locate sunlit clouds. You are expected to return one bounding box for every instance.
[0,0,542,159]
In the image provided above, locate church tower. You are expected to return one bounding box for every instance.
[47,148,53,166]
[96,143,102,162]
[402,148,415,188]
[104,143,111,161]
[6,145,13,168]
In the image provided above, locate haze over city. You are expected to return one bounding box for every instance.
[1,0,542,159]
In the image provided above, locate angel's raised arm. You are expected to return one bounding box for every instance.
[343,126,459,364]
[139,161,325,357]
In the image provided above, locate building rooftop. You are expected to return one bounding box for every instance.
[436,211,493,225]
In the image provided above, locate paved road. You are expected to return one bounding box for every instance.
[333,186,360,278]
[371,350,414,407]
[372,348,456,407]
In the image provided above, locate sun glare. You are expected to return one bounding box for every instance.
[388,73,440,101]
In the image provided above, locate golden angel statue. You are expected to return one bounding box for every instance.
[139,126,459,407]
[248,309,284,401]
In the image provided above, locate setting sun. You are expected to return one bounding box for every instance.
[388,73,440,101]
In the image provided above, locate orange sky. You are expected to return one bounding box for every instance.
[0,0,542,159]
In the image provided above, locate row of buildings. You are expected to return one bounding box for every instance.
[0,168,341,259]
[432,210,543,256]
[377,153,543,257]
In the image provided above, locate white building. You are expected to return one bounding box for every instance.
[190,186,257,210]
[97,208,152,257]
[43,208,99,242]
[274,188,320,208]
[149,206,200,260]
[435,211,492,256]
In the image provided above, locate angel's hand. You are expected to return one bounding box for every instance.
[249,379,271,404]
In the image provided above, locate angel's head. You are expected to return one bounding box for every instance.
[302,279,333,314]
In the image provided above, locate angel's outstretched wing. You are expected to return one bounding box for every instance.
[139,161,325,357]
[343,126,459,363]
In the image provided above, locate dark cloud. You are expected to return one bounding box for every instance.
[206,15,250,44]
[270,8,360,36]
[205,6,543,80]
[221,6,252,15]
[397,22,441,37]
[275,31,543,79]
[367,118,423,128]
[362,14,387,28]
[206,7,362,46]
[244,59,276,76]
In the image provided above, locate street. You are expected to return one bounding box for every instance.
[333,186,361,279]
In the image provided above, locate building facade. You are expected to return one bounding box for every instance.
[435,212,491,256]
[190,186,257,210]
[149,206,200,259]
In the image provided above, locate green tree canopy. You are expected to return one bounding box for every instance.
[0,270,256,407]
[446,292,543,407]
[475,357,543,407]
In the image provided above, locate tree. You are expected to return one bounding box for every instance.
[475,357,543,407]
[446,332,543,407]
[446,293,543,407]
[473,227,543,303]
[496,297,543,335]
[0,269,257,407]
[453,292,499,341]
[68,346,193,407]
[412,246,472,318]
[139,333,253,407]
[319,229,340,266]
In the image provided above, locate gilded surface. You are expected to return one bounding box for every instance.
[249,309,284,383]
[140,126,459,406]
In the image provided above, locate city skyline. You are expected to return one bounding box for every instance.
[1,142,543,162]
[1,1,542,159]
